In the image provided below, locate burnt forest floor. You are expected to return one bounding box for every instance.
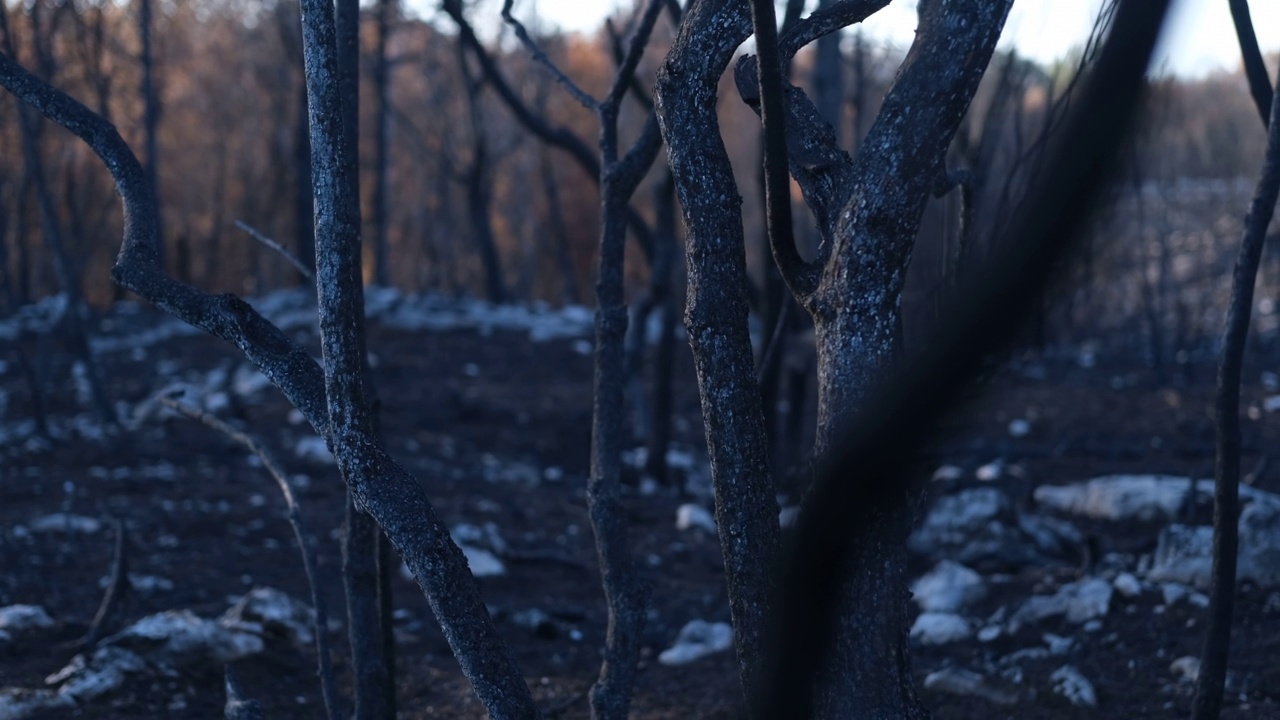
[2,293,1279,719]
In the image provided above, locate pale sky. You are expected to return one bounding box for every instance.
[420,0,1280,78]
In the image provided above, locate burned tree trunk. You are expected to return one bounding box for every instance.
[659,0,1010,713]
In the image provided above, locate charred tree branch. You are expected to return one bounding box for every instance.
[1191,65,1280,720]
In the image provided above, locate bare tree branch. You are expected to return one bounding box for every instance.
[779,0,885,62]
[1192,61,1280,720]
[235,220,314,281]
[1228,0,1273,129]
[440,0,656,262]
[500,0,597,109]
[749,0,819,299]
[158,393,343,720]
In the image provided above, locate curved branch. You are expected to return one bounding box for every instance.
[500,0,598,109]
[604,0,664,108]
[779,0,885,63]
[0,46,538,720]
[1228,0,1273,128]
[750,0,819,299]
[1192,61,1280,720]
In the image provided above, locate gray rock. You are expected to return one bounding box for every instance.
[675,504,717,534]
[1113,573,1143,599]
[1147,500,1280,588]
[1170,656,1200,684]
[1035,475,1280,523]
[1051,665,1097,708]
[0,687,74,720]
[923,667,1018,706]
[910,613,972,645]
[657,620,733,666]
[909,488,1017,566]
[910,489,1076,569]
[1035,475,1193,521]
[103,610,263,666]
[222,588,317,647]
[910,561,987,613]
[0,605,53,633]
[46,646,146,701]
[1009,578,1112,633]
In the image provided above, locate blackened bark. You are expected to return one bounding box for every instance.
[810,5,1011,713]
[760,2,1169,715]
[1228,0,1272,129]
[1191,69,1280,720]
[655,0,783,699]
[580,3,666,716]
[332,1,394,716]
[0,15,539,720]
[720,0,1009,713]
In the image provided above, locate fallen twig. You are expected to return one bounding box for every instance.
[79,518,130,647]
[235,220,314,282]
[157,392,343,720]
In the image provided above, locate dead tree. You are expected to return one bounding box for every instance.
[332,0,396,714]
[1192,12,1280,718]
[0,8,540,720]
[656,0,1010,714]
[749,2,1170,715]
[492,0,669,715]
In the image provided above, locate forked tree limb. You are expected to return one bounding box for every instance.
[1192,62,1280,720]
[0,36,538,720]
[757,0,1172,715]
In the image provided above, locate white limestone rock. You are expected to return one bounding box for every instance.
[1008,577,1112,633]
[657,620,733,666]
[675,504,717,534]
[923,667,1018,706]
[911,561,987,613]
[910,613,973,646]
[102,610,264,666]
[1051,665,1097,708]
[0,605,53,633]
[222,587,317,647]
[1147,500,1280,588]
[46,646,146,701]
[0,687,75,719]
